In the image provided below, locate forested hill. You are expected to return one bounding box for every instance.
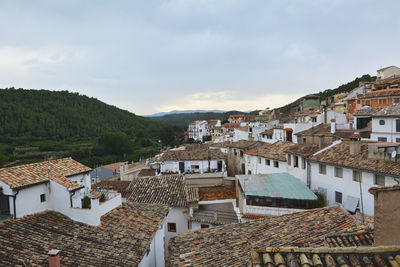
[0,88,173,142]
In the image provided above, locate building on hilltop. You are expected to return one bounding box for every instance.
[369,103,400,143]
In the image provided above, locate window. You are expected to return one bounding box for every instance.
[265,159,270,166]
[294,156,299,168]
[334,167,343,178]
[274,161,279,168]
[335,191,342,204]
[240,151,244,157]
[379,119,385,125]
[258,157,261,164]
[397,120,400,132]
[201,224,210,229]
[302,138,306,144]
[167,223,177,232]
[40,194,46,202]
[357,100,360,104]
[302,158,306,169]
[374,174,385,186]
[377,137,387,142]
[353,170,362,182]
[319,164,326,175]
[396,138,400,143]
[287,155,291,166]
[248,170,252,174]
[234,149,237,156]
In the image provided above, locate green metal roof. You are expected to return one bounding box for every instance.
[237,173,317,200]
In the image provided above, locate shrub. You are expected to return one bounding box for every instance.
[81,196,91,209]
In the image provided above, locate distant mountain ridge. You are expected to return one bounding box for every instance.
[145,109,226,117]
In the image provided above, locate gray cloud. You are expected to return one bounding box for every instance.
[0,0,399,114]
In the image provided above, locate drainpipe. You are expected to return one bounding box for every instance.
[70,191,76,208]
[307,161,311,188]
[13,189,19,219]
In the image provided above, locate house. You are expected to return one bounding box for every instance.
[284,143,321,185]
[93,180,132,202]
[236,173,317,218]
[352,106,382,130]
[127,174,198,254]
[309,140,400,216]
[233,126,250,141]
[0,157,121,226]
[369,103,400,143]
[226,140,265,176]
[345,81,374,116]
[228,114,255,124]
[250,184,400,266]
[358,88,400,108]
[376,65,400,80]
[90,162,120,182]
[245,142,297,175]
[294,94,321,112]
[159,147,226,175]
[168,205,362,266]
[188,120,208,141]
[0,202,169,267]
[374,72,400,90]
[119,160,147,180]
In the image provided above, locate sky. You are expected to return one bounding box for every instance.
[1,1,400,115]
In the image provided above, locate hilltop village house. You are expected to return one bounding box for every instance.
[0,158,121,226]
[236,173,317,218]
[159,146,226,175]
[369,104,400,143]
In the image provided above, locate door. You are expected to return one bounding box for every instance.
[0,192,10,215]
[179,162,185,173]
[217,160,223,172]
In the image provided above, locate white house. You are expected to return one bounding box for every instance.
[0,158,121,226]
[188,120,208,141]
[159,147,226,175]
[309,140,400,216]
[127,174,198,256]
[370,104,400,143]
[245,142,297,175]
[376,65,400,80]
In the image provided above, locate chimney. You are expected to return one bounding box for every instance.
[349,133,361,155]
[318,134,324,149]
[48,249,61,267]
[330,121,336,134]
[369,185,400,245]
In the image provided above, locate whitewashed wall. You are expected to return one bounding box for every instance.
[164,207,189,254]
[14,183,50,218]
[309,162,399,216]
[245,155,287,175]
[138,221,165,267]
[161,160,225,174]
[286,155,308,184]
[371,117,400,142]
[233,129,249,142]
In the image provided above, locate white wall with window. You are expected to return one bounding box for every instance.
[245,154,287,175]
[163,208,189,255]
[286,154,308,184]
[309,162,399,216]
[370,117,400,143]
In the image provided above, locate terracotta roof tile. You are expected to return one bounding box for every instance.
[284,143,321,157]
[359,88,400,99]
[372,103,400,117]
[0,157,91,190]
[168,206,358,266]
[127,174,190,207]
[160,149,226,161]
[93,180,132,198]
[198,186,235,201]
[325,231,374,247]
[0,202,168,266]
[246,142,297,161]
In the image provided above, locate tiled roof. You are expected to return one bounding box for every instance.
[185,187,199,203]
[374,74,400,85]
[241,214,267,219]
[93,180,132,198]
[310,141,400,177]
[138,168,156,177]
[359,88,400,99]
[210,141,232,148]
[246,142,297,161]
[0,202,168,266]
[295,124,365,140]
[198,186,235,201]
[225,140,265,150]
[160,148,226,161]
[101,162,120,172]
[0,157,91,190]
[249,246,400,267]
[372,103,400,117]
[377,65,396,72]
[284,143,321,157]
[354,107,383,116]
[369,184,400,195]
[325,231,374,247]
[168,206,358,266]
[127,174,190,207]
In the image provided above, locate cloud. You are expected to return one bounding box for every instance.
[155,90,303,113]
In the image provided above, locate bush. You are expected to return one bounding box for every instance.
[81,196,91,209]
[310,191,326,209]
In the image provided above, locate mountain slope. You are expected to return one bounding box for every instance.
[0,88,172,141]
[145,109,226,117]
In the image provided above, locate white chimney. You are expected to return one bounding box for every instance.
[330,122,336,134]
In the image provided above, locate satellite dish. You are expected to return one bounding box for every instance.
[392,150,397,158]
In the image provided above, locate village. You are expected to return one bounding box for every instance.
[1,65,400,266]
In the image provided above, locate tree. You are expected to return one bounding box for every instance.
[0,144,8,167]
[95,132,134,156]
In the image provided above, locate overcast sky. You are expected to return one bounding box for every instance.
[1,1,399,115]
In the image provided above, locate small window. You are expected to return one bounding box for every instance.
[265,159,270,166]
[334,167,343,178]
[287,155,291,166]
[167,223,177,232]
[301,158,306,169]
[353,170,362,182]
[274,161,279,168]
[319,164,326,175]
[396,138,400,143]
[201,224,210,229]
[357,100,360,104]
[234,149,237,156]
[396,120,400,132]
[302,138,306,144]
[40,194,46,202]
[240,151,244,157]
[294,156,299,168]
[377,137,387,142]
[374,174,385,186]
[379,120,385,125]
[258,157,261,164]
[335,191,342,204]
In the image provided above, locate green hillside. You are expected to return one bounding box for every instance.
[0,88,176,167]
